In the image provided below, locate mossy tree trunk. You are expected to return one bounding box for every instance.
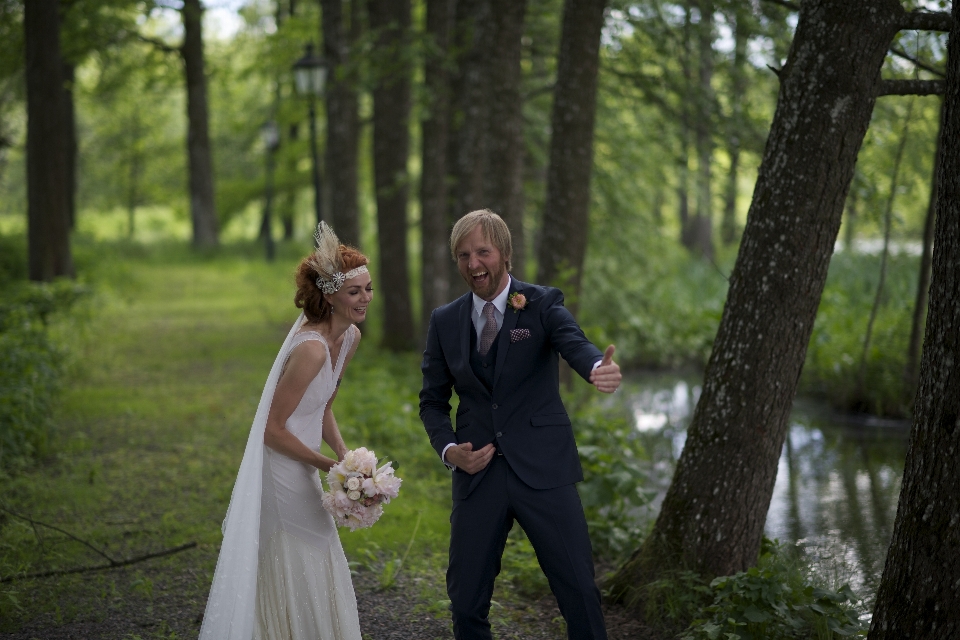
[536,0,607,310]
[869,5,960,635]
[608,0,912,599]
[369,0,415,350]
[181,0,219,248]
[484,0,528,279]
[25,0,74,280]
[420,0,454,338]
[322,0,361,248]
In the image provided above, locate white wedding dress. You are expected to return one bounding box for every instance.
[200,315,362,640]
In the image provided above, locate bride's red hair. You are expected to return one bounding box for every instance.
[294,246,369,323]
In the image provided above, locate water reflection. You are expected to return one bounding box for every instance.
[621,372,909,596]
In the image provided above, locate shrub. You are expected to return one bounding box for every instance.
[0,280,88,475]
[572,392,656,560]
[801,251,918,417]
[680,540,867,640]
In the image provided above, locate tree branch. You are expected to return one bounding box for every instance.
[890,47,946,78]
[878,79,945,96]
[135,33,181,55]
[1,506,117,565]
[900,10,954,32]
[0,543,198,583]
[759,0,800,11]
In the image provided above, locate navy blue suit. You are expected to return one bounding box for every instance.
[420,278,608,640]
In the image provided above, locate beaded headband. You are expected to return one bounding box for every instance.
[316,265,368,294]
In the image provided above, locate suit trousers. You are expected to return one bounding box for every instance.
[447,455,607,640]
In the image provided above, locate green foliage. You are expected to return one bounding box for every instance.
[679,541,867,640]
[0,280,88,475]
[580,233,730,369]
[573,394,655,559]
[802,251,918,417]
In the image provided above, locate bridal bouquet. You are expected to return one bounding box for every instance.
[321,447,402,531]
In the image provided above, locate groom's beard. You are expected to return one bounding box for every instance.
[462,259,508,300]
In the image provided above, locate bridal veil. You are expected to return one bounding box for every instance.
[198,312,305,640]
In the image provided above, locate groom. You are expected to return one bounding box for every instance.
[420,209,621,640]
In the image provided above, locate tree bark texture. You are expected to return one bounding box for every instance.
[323,0,360,247]
[25,0,74,281]
[608,0,905,595]
[62,61,77,230]
[448,0,493,218]
[904,99,943,393]
[484,0,528,279]
[181,0,219,248]
[368,0,415,350]
[420,0,454,335]
[445,0,493,298]
[869,6,960,634]
[536,0,607,307]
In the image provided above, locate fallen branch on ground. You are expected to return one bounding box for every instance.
[0,506,198,583]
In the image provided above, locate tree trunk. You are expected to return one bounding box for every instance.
[369,0,415,350]
[484,0,528,279]
[25,0,74,281]
[62,60,77,231]
[446,0,493,298]
[869,7,960,633]
[420,0,454,336]
[536,0,607,309]
[904,99,944,393]
[323,0,360,247]
[181,0,218,248]
[691,0,715,260]
[607,0,905,597]
[721,7,748,246]
[448,0,493,217]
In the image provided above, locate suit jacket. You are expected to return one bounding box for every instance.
[419,278,603,500]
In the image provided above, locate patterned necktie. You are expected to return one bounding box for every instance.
[479,302,498,356]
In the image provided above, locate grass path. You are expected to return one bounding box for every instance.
[0,249,460,637]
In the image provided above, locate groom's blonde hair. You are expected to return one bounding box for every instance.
[450,209,513,272]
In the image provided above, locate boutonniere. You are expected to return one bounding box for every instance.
[507,292,527,312]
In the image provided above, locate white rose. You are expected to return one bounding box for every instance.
[345,476,361,491]
[347,490,361,501]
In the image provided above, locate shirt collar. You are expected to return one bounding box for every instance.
[472,275,512,317]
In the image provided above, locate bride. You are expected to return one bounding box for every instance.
[199,223,371,640]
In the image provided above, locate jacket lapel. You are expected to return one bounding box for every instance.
[492,278,525,390]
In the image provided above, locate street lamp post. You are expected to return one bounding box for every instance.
[292,44,327,227]
[260,120,280,261]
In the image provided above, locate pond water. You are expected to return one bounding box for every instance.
[620,371,911,598]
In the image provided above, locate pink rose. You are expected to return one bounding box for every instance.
[508,292,527,311]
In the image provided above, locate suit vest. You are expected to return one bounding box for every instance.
[469,322,500,394]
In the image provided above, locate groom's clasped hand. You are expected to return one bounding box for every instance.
[445,441,497,474]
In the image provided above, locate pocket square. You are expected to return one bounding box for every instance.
[509,328,531,343]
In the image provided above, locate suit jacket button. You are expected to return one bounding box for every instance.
[492,403,498,409]
[496,431,502,438]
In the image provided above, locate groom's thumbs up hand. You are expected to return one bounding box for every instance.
[446,442,496,474]
[590,344,622,394]
[601,345,615,366]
